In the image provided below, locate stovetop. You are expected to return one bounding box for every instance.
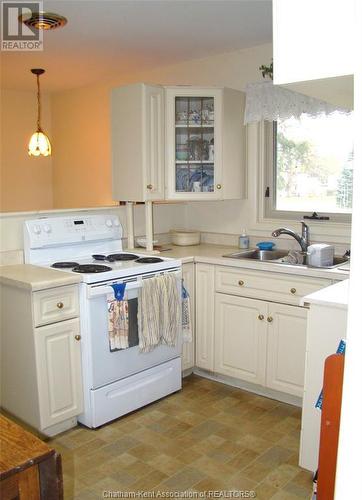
[72,264,113,274]
[24,214,181,284]
[45,252,181,284]
[92,253,140,262]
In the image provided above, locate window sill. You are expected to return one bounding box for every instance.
[250,216,351,245]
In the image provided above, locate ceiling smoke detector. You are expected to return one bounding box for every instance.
[19,11,68,30]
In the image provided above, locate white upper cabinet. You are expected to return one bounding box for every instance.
[111,83,165,202]
[111,83,245,202]
[273,0,354,109]
[273,0,355,85]
[165,86,245,200]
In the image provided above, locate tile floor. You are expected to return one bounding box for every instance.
[49,375,313,499]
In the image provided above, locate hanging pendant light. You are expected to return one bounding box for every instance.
[28,68,52,157]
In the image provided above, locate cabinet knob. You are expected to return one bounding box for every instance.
[258,314,264,321]
[56,302,64,309]
[267,316,273,323]
[238,280,244,286]
[75,335,81,341]
[216,184,222,190]
[146,184,153,190]
[290,288,297,294]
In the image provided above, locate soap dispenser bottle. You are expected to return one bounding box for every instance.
[239,229,249,249]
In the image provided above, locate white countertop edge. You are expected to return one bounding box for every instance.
[177,253,349,280]
[193,256,349,279]
[301,279,349,309]
[0,244,349,290]
[0,265,82,291]
[155,244,349,280]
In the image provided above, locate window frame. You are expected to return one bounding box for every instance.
[264,121,352,223]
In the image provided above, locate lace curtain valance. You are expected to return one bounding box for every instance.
[244,81,350,124]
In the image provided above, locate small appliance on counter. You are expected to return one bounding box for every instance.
[171,229,201,246]
[307,244,335,267]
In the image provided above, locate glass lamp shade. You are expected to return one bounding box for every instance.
[28,130,52,157]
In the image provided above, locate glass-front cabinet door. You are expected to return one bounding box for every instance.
[166,88,222,200]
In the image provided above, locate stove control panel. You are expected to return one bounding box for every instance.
[24,214,123,249]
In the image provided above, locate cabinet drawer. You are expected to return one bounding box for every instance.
[215,266,331,305]
[33,285,79,327]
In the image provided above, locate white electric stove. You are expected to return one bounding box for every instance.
[24,213,182,428]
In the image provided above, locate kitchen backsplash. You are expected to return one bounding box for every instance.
[0,229,350,267]
[200,231,350,256]
[0,203,187,265]
[0,232,172,266]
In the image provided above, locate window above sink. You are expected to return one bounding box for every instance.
[264,112,354,223]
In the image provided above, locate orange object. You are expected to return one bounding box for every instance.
[317,353,345,499]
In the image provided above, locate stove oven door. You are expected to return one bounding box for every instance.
[83,271,182,389]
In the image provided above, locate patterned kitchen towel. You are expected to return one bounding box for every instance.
[160,273,181,347]
[182,282,192,343]
[107,283,129,351]
[138,273,181,353]
[138,276,160,353]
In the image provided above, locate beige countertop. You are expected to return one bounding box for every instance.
[0,244,349,291]
[149,244,350,280]
[0,264,82,291]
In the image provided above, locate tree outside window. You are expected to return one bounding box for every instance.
[274,112,353,214]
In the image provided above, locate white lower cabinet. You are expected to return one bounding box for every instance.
[265,303,307,397]
[215,294,267,385]
[1,283,83,436]
[214,293,307,397]
[181,262,195,371]
[34,318,83,429]
[195,263,215,371]
[300,299,348,472]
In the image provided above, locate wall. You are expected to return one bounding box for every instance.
[49,43,276,245]
[51,85,116,208]
[1,41,351,259]
[0,43,270,260]
[1,89,53,212]
[51,43,273,209]
[273,0,354,84]
[0,203,186,265]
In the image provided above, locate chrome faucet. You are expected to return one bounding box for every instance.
[271,222,310,253]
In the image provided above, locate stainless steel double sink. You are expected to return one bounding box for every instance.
[223,249,349,269]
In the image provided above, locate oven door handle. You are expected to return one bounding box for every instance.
[87,269,182,299]
[87,281,142,299]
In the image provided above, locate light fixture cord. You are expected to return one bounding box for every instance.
[37,74,41,131]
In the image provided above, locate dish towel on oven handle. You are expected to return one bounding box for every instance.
[138,273,181,353]
[182,281,192,343]
[107,283,129,352]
